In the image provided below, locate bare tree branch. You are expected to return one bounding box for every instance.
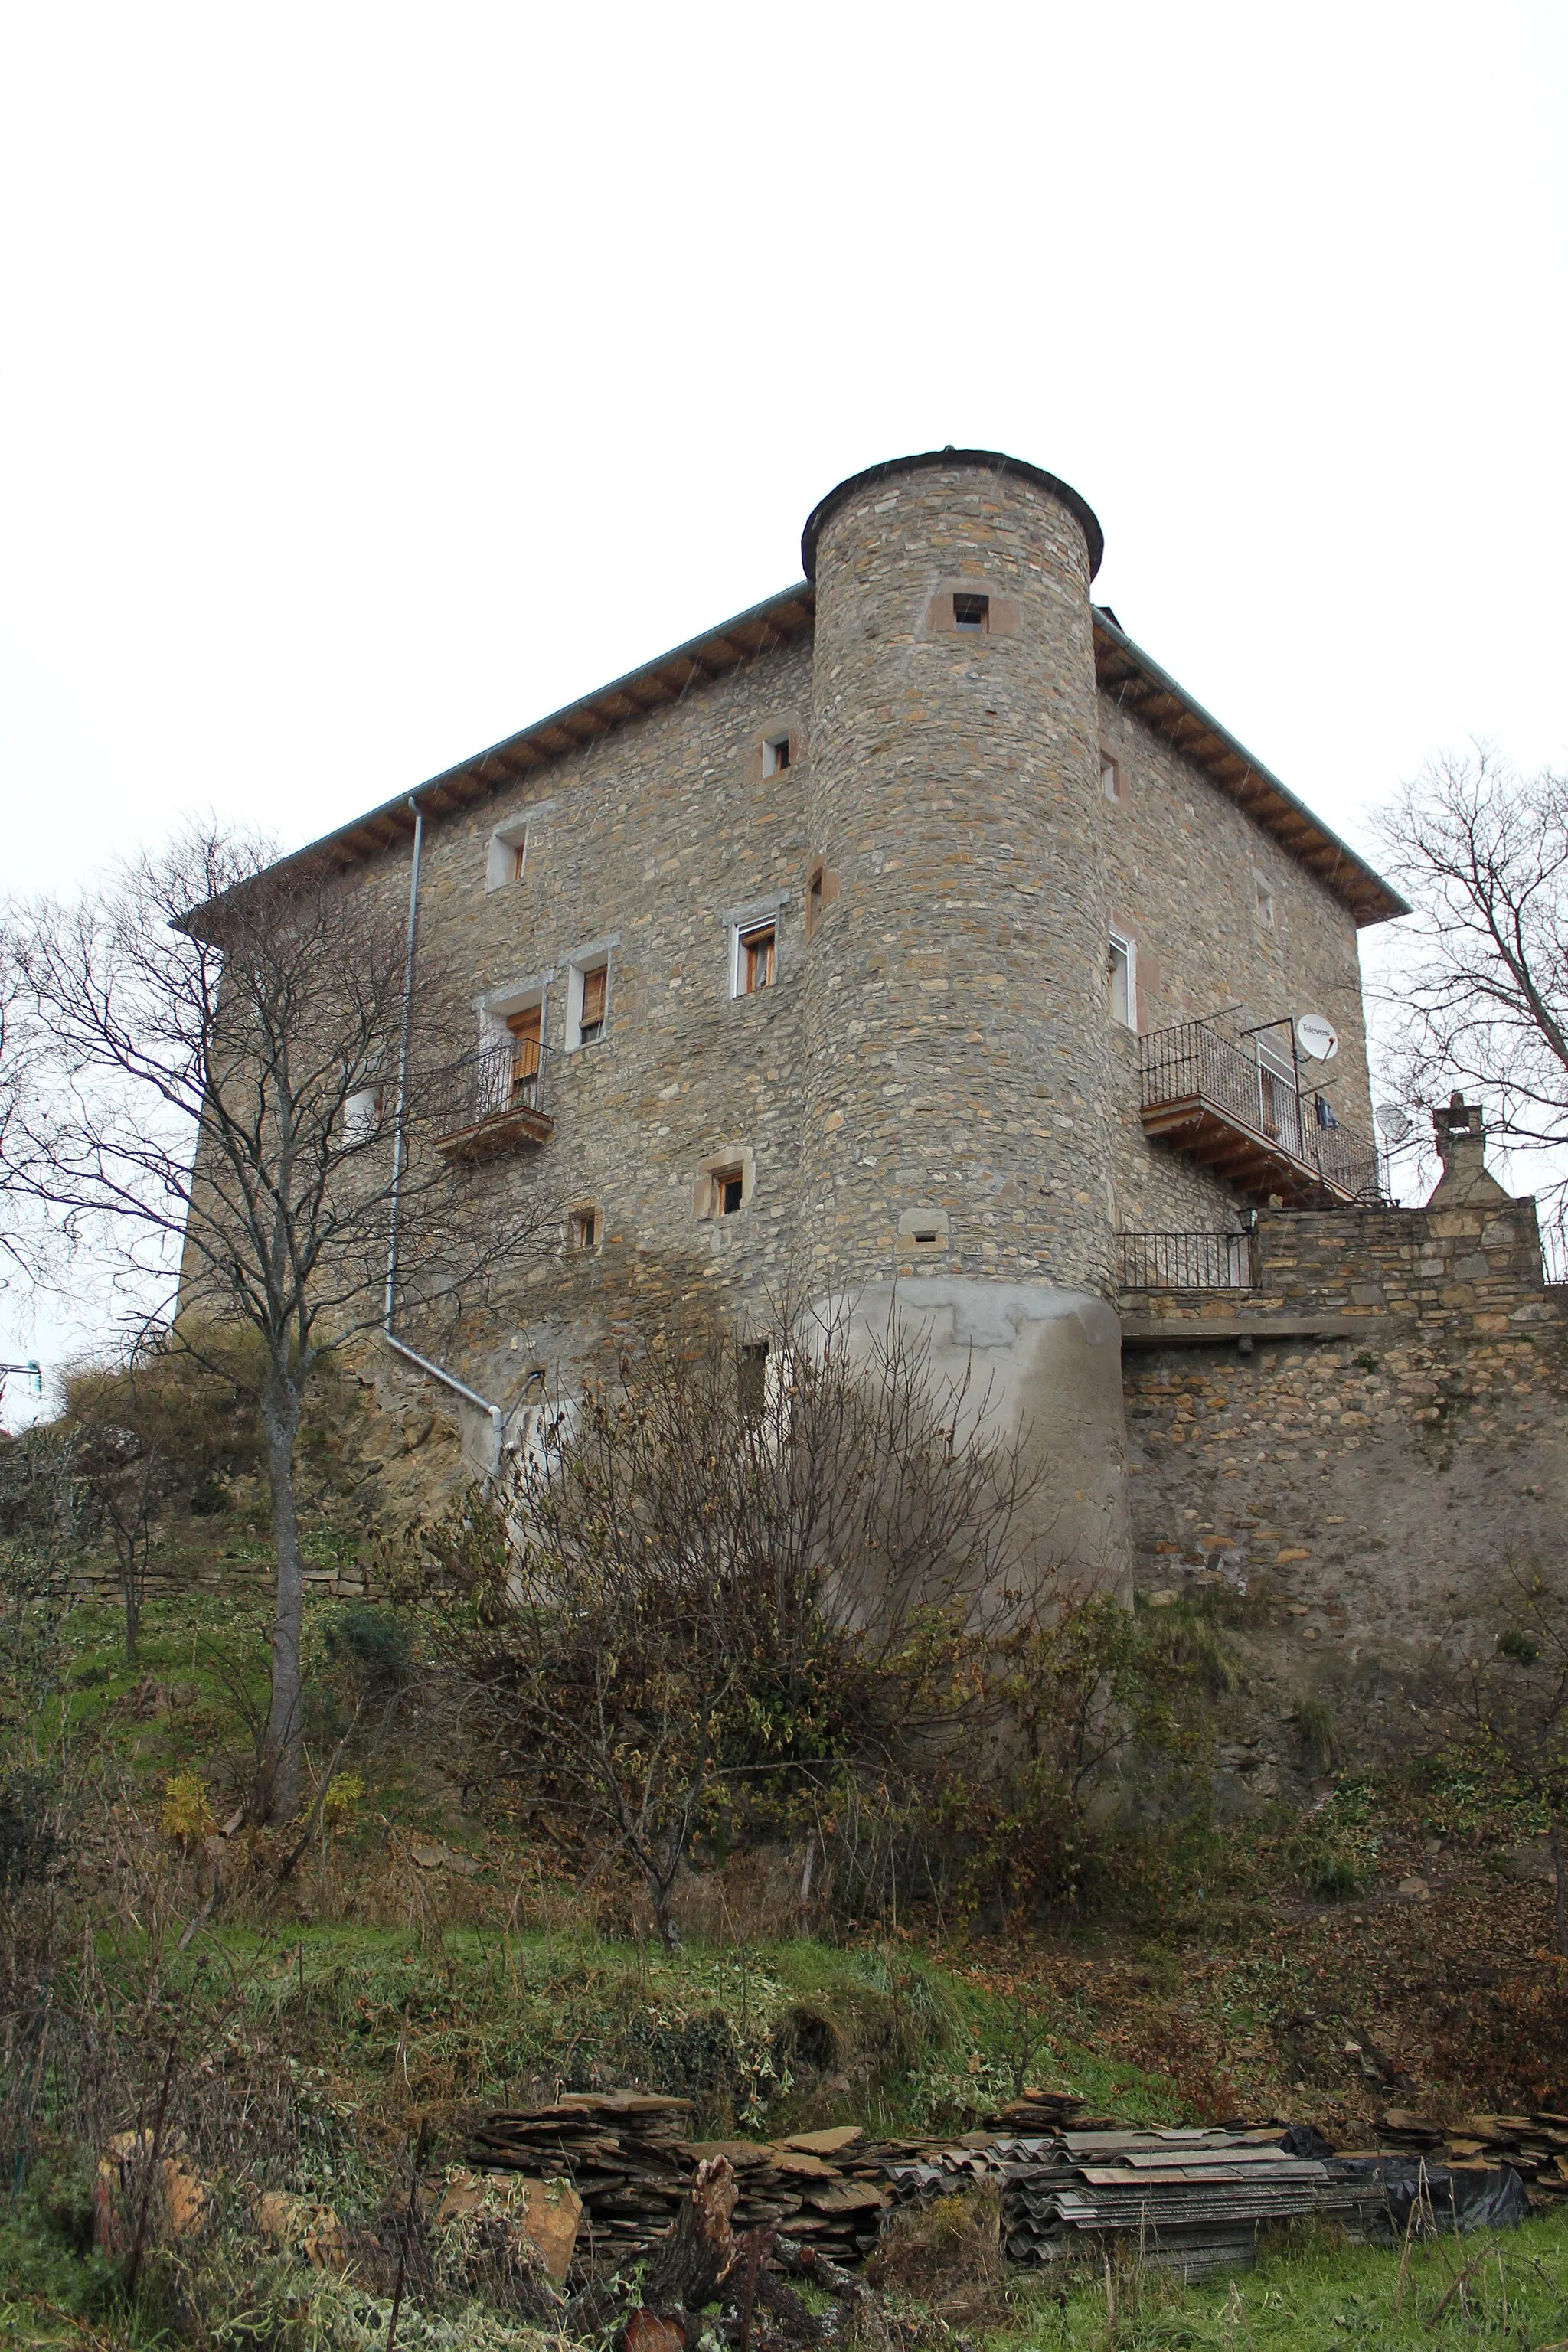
[8,825,558,1818]
[1373,746,1568,1230]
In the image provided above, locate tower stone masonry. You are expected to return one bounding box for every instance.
[799,452,1130,1581]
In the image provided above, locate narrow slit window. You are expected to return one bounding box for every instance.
[1102,756,1121,802]
[763,733,791,776]
[512,838,528,884]
[953,593,989,632]
[579,964,608,1044]
[741,923,776,994]
[1254,876,1276,930]
[808,864,824,931]
[1108,933,1135,1028]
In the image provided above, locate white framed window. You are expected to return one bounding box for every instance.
[343,1086,384,1145]
[725,897,786,999]
[735,920,776,995]
[763,732,792,777]
[566,955,611,1050]
[1102,753,1122,802]
[485,819,531,892]
[1108,930,1136,1028]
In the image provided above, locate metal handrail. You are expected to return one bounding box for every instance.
[1138,1018,1380,1201]
[420,1039,546,1139]
[1118,1230,1255,1291]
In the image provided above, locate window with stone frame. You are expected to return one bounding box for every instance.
[567,956,610,1050]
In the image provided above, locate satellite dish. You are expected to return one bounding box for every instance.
[1376,1102,1414,1145]
[1295,1013,1339,1062]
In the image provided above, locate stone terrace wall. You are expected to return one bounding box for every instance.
[1120,1199,1568,1805]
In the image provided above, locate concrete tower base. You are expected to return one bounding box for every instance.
[810,1279,1129,1593]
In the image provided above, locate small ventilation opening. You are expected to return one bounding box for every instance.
[953,593,989,632]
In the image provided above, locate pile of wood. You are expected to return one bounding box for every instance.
[468,2092,929,2269]
[1367,2108,1568,2200]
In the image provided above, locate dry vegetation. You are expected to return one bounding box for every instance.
[8,1335,1568,2350]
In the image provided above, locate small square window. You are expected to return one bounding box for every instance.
[953,593,989,632]
[763,733,791,776]
[567,1206,598,1252]
[695,1145,753,1220]
[740,923,776,994]
[1102,756,1122,802]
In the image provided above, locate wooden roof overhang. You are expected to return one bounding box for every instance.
[1092,608,1407,929]
[283,583,818,874]
[244,575,1404,942]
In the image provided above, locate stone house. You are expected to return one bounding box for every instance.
[243,446,1449,1589]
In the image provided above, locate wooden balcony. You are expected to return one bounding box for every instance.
[1138,1021,1379,1207]
[423,1041,554,1162]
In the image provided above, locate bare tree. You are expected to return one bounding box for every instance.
[1373,746,1568,1225]
[11,826,554,1818]
[428,1305,1053,1950]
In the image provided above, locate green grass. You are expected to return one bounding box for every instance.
[115,1919,1190,2142]
[996,2214,1568,2349]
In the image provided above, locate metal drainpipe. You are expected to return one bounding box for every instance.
[382,795,505,1462]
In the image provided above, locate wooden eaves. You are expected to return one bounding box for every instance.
[1092,607,1408,929]
[277,586,818,877]
[261,577,1406,937]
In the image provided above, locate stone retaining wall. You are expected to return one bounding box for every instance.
[1122,1197,1568,1801]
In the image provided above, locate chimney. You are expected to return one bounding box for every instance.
[1426,1092,1511,1207]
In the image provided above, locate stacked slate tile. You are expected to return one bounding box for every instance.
[468,2094,928,2268]
[989,2126,1383,2282]
[472,2089,1530,2282]
[1364,2109,1568,2202]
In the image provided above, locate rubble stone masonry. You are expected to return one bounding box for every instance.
[1122,1197,1568,1805]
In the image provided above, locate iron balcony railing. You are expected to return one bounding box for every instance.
[1118,1230,1255,1292]
[421,1039,545,1140]
[1138,1018,1380,1202]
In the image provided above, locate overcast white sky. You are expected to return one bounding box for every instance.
[2,1,1566,1415]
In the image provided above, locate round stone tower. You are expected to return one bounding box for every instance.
[797,450,1128,1583]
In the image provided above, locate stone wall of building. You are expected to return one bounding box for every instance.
[1098,689,1375,1240]
[1121,1194,1568,1805]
